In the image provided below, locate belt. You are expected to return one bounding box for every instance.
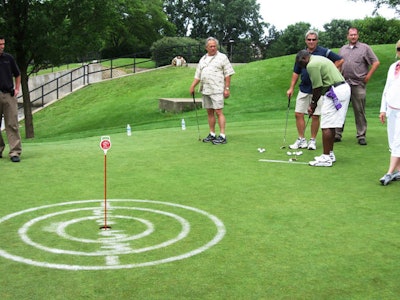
[332,81,345,87]
[0,90,14,96]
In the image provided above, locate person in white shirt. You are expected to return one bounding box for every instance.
[171,55,186,67]
[379,40,400,185]
[189,37,235,145]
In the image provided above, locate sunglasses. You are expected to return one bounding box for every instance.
[397,47,400,51]
[307,38,317,41]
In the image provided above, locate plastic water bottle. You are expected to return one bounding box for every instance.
[181,119,186,130]
[126,124,131,136]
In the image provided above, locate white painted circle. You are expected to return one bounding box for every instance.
[0,199,226,270]
[56,215,154,243]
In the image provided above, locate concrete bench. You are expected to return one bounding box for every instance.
[159,98,202,113]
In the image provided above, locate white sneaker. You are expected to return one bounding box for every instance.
[329,151,336,163]
[289,138,308,149]
[309,154,333,167]
[380,173,393,186]
[307,139,316,150]
[392,171,400,181]
[315,152,336,163]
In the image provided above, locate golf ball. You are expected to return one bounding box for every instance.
[289,158,293,162]
[287,151,292,156]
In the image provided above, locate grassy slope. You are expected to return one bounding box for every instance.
[1,44,399,299]
[23,44,395,142]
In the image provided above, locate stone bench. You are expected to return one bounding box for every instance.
[159,98,202,113]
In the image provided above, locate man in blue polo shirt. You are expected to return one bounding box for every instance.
[287,30,343,152]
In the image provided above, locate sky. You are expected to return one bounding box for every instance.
[258,0,398,31]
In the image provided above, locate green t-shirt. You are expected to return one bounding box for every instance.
[306,55,345,89]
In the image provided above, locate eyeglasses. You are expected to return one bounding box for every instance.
[397,47,400,51]
[307,38,317,41]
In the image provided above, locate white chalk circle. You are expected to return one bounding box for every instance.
[0,199,226,270]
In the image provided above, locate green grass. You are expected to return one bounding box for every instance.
[1,45,399,299]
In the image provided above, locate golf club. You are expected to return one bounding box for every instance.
[304,114,311,136]
[280,96,291,149]
[192,92,201,141]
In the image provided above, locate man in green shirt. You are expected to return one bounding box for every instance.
[296,50,351,167]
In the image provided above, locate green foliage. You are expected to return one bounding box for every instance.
[163,0,192,36]
[319,19,352,48]
[102,0,175,58]
[163,0,266,48]
[150,37,203,66]
[266,22,311,58]
[267,16,400,58]
[353,16,400,45]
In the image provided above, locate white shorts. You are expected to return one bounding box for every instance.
[320,83,351,129]
[387,107,400,157]
[295,91,321,116]
[202,94,224,109]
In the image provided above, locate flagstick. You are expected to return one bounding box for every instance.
[99,136,112,230]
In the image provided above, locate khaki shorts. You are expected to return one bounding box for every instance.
[295,91,321,116]
[202,94,224,109]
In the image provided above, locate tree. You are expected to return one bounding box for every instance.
[260,25,281,59]
[102,0,175,57]
[353,16,400,44]
[0,0,176,138]
[266,22,312,58]
[163,0,267,53]
[319,19,352,48]
[163,0,191,36]
[0,0,116,138]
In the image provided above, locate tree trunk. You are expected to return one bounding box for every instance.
[20,71,34,139]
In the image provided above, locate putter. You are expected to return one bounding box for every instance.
[304,114,311,136]
[280,96,291,149]
[192,93,201,141]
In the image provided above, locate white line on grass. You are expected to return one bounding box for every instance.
[258,159,309,165]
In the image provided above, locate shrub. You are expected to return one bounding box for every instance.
[150,37,204,67]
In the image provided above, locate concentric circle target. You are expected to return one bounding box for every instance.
[0,199,226,270]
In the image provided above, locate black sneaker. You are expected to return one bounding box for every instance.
[202,134,216,143]
[10,156,20,162]
[358,138,367,145]
[212,136,227,145]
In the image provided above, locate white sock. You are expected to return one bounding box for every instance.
[220,133,226,138]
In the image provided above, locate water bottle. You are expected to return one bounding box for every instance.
[181,119,186,130]
[126,124,131,136]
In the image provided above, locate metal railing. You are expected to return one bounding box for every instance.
[18,56,154,113]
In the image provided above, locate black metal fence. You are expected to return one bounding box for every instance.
[18,56,154,112]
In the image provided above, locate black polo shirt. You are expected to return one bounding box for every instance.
[0,52,20,92]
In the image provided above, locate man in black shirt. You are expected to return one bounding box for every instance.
[0,36,22,162]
